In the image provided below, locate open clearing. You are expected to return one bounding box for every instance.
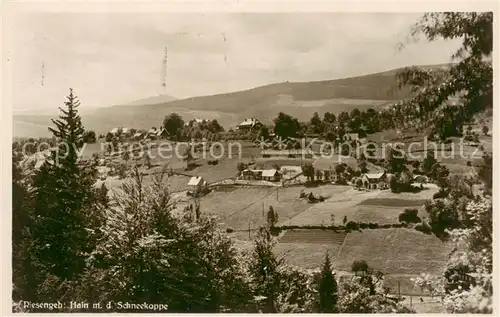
[231,227,451,297]
[255,157,314,169]
[335,228,452,275]
[358,198,427,207]
[234,228,451,276]
[200,186,310,233]
[283,186,436,227]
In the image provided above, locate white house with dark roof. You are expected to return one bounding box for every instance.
[187,176,207,192]
[236,118,262,131]
[261,169,281,182]
[360,172,387,189]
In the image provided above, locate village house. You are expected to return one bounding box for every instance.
[239,168,282,182]
[360,172,387,189]
[261,169,282,182]
[240,169,263,180]
[110,127,132,137]
[236,118,262,132]
[144,127,168,140]
[187,176,208,194]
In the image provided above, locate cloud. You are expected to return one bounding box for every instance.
[10,12,461,111]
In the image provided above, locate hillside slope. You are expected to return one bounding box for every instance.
[14,64,451,136]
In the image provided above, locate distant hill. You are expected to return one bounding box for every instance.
[120,94,177,106]
[13,64,453,137]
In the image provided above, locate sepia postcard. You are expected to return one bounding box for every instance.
[2,1,498,315]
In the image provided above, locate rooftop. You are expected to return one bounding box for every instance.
[363,172,385,179]
[262,169,279,177]
[187,176,206,186]
[238,118,260,126]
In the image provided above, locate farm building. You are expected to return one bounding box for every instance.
[261,169,282,182]
[144,127,168,140]
[109,127,132,136]
[236,118,262,131]
[360,172,387,189]
[240,169,263,180]
[187,176,208,193]
[239,169,281,182]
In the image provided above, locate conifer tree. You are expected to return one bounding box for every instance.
[317,252,338,313]
[97,183,109,208]
[12,159,38,303]
[267,206,278,228]
[31,89,100,286]
[249,226,283,313]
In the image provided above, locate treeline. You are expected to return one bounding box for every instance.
[12,89,412,313]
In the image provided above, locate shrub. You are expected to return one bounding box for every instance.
[335,178,347,185]
[351,260,369,274]
[345,221,359,231]
[464,135,475,142]
[83,130,97,143]
[414,222,432,234]
[398,208,421,224]
[226,227,234,233]
[208,159,219,165]
[433,189,449,199]
[118,166,129,179]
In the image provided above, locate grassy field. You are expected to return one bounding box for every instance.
[96,173,191,193]
[254,157,314,169]
[357,198,428,207]
[350,206,407,225]
[283,187,379,226]
[283,185,437,226]
[231,226,451,298]
[335,228,452,275]
[200,186,311,234]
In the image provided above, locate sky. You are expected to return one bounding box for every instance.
[10,12,461,113]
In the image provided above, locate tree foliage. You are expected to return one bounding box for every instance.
[273,112,301,138]
[395,13,492,133]
[317,253,338,312]
[301,163,315,182]
[163,113,185,139]
[28,89,102,302]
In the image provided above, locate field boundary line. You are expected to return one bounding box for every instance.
[336,232,349,258]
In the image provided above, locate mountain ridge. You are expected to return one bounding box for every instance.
[14,63,453,137]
